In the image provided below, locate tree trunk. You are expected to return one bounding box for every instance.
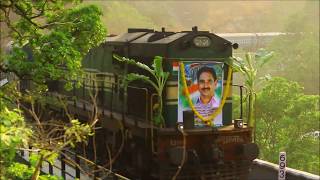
[248,92,255,142]
[248,93,255,127]
[158,93,164,127]
[31,154,44,180]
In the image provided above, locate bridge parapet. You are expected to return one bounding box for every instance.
[218,32,286,51]
[249,159,319,180]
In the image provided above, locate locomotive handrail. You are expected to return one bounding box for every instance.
[150,93,158,154]
[231,84,248,120]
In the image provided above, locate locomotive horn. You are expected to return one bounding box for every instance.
[192,26,198,32]
[233,43,239,49]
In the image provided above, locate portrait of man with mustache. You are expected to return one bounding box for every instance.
[194,66,222,126]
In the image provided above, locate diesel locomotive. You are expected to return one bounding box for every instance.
[40,27,259,179]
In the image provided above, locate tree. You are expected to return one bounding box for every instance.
[255,77,319,175]
[0,1,107,179]
[1,0,106,87]
[229,49,274,132]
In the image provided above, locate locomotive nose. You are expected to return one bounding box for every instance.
[168,147,202,166]
[237,143,259,160]
[168,146,186,165]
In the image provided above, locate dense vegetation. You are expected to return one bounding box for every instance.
[233,77,319,175]
[85,1,316,33]
[253,5,319,174]
[0,0,106,179]
[84,1,319,94]
[256,77,319,175]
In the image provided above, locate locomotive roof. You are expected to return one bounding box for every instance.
[105,28,231,45]
[130,32,188,44]
[103,27,233,57]
[106,32,149,43]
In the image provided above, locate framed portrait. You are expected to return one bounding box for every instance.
[178,61,224,127]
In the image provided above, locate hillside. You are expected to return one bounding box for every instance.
[83,1,319,94]
[84,1,315,33]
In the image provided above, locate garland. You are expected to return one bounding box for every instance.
[180,62,232,126]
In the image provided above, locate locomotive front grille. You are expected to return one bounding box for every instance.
[157,161,252,180]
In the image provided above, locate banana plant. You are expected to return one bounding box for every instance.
[113,55,170,126]
[228,49,274,131]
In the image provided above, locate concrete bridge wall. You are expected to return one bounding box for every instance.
[249,159,319,180]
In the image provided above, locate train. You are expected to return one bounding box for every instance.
[21,27,259,179]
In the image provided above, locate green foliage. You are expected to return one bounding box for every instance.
[6,163,34,180]
[229,49,274,127]
[0,108,32,165]
[0,107,33,178]
[1,1,107,179]
[125,73,156,89]
[38,175,63,180]
[65,119,93,147]
[229,49,274,93]
[255,77,319,175]
[6,162,62,180]
[114,55,170,126]
[256,77,303,117]
[29,150,58,167]
[2,1,106,89]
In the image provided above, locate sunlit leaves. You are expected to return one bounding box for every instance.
[228,48,274,127]
[114,55,153,74]
[65,120,93,147]
[0,108,32,170]
[230,49,274,93]
[0,108,32,147]
[52,4,107,55]
[255,77,319,175]
[4,2,106,88]
[6,162,34,180]
[125,73,157,89]
[6,162,62,180]
[255,49,274,68]
[1,1,106,179]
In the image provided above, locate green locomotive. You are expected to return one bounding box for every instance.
[48,27,259,179]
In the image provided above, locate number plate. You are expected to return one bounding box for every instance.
[278,152,286,180]
[193,36,211,47]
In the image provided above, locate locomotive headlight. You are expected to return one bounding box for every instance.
[178,123,184,130]
[193,36,211,47]
[234,119,243,128]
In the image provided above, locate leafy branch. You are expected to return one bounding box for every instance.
[228,48,274,133]
[114,55,170,126]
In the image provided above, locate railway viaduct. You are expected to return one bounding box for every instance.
[3,32,319,180]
